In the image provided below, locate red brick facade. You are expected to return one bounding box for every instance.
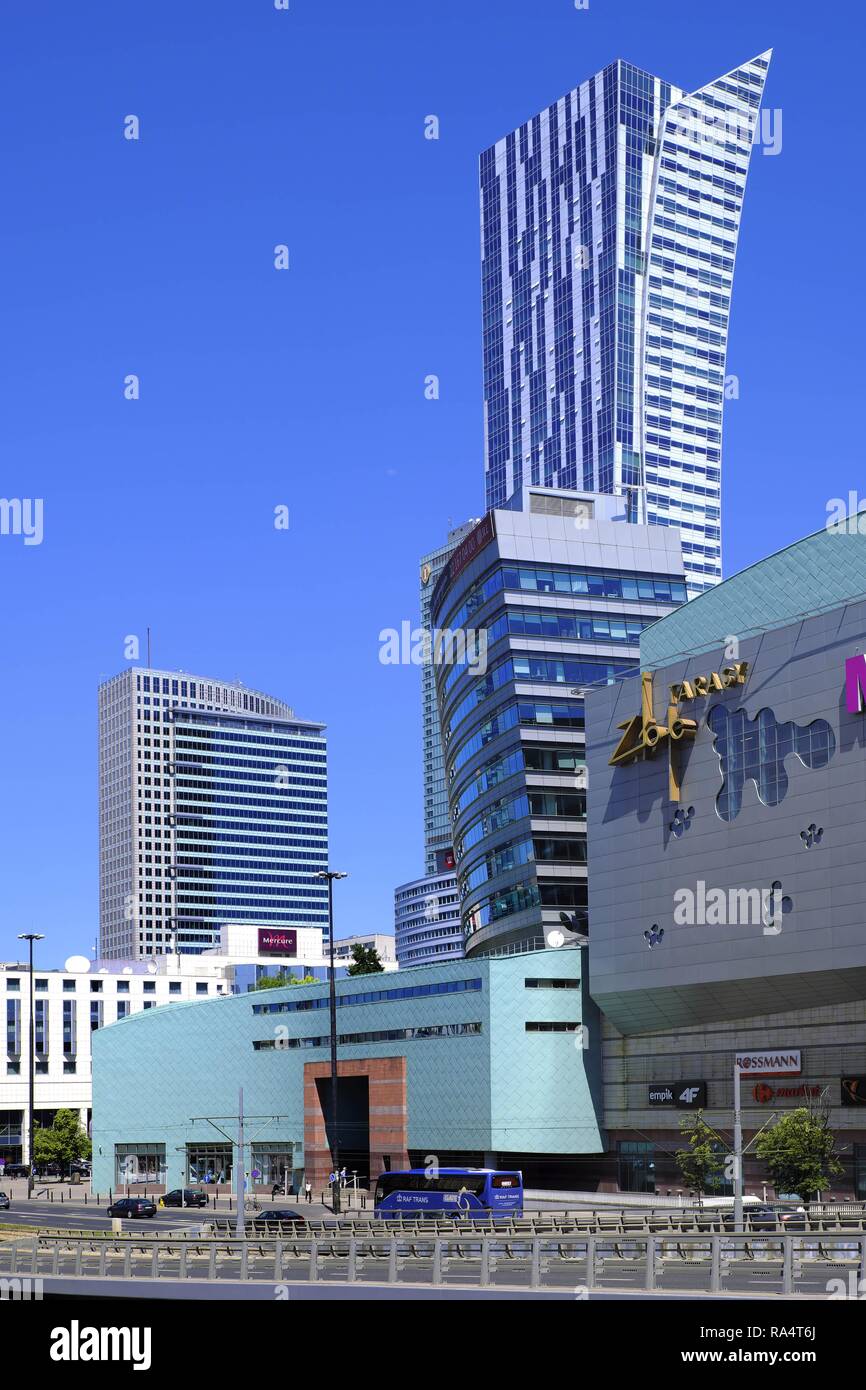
[303,1056,409,1188]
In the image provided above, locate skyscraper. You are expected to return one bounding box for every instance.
[430,490,687,957]
[394,521,480,970]
[420,521,479,875]
[99,668,328,959]
[480,52,771,595]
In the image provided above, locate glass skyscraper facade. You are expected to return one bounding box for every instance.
[480,52,771,595]
[430,491,687,957]
[99,668,328,958]
[394,870,464,968]
[420,521,479,875]
[394,522,480,971]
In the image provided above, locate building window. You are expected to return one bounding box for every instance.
[524,1021,581,1032]
[855,1145,866,1202]
[250,1146,296,1187]
[6,999,20,1054]
[115,1144,166,1185]
[618,1141,655,1194]
[169,983,181,996]
[187,1144,232,1185]
[707,706,835,821]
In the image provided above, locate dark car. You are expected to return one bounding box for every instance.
[162,1188,209,1209]
[107,1197,157,1219]
[0,1192,9,1210]
[250,1209,305,1228]
[721,1204,792,1231]
[2,1164,29,1178]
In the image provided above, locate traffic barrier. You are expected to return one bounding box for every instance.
[0,1230,862,1294]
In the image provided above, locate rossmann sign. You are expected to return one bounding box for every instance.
[735,1050,801,1077]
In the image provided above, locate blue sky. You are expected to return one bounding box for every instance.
[0,0,862,967]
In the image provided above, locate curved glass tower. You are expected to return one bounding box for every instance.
[480,52,771,595]
[431,493,686,957]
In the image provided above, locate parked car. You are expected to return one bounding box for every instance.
[162,1188,209,1209]
[2,1164,29,1178]
[107,1197,157,1219]
[250,1209,305,1228]
[0,1192,10,1210]
[69,1160,92,1176]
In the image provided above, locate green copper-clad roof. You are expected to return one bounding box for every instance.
[641,523,866,669]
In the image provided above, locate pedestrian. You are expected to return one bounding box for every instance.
[304,1180,312,1203]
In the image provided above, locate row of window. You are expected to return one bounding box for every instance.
[252,977,483,1015]
[253,1022,483,1049]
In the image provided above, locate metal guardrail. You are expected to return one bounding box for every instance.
[1,1231,864,1295]
[209,1212,866,1238]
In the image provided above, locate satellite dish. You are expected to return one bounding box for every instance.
[546,929,565,950]
[122,966,133,975]
[146,962,159,975]
[64,955,91,974]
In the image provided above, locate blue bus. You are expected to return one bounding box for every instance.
[374,1168,523,1218]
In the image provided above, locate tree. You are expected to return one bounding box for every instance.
[32,1109,91,1172]
[675,1111,726,1196]
[347,944,384,976]
[252,973,295,990]
[251,972,318,991]
[755,1106,843,1202]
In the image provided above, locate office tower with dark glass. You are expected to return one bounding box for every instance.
[480,51,771,595]
[99,668,328,959]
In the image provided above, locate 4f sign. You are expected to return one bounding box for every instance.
[846,654,866,713]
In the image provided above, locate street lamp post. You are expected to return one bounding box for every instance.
[315,870,347,1214]
[18,933,45,1199]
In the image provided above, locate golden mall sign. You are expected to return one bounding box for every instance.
[609,662,749,800]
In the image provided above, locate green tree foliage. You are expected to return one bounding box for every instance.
[251,972,319,990]
[346,944,384,976]
[32,1109,91,1170]
[675,1111,726,1195]
[755,1107,843,1202]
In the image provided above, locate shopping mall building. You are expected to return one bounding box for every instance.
[585,523,866,1196]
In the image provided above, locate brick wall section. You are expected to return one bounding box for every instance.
[303,1057,409,1188]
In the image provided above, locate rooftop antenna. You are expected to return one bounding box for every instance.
[147,627,152,668]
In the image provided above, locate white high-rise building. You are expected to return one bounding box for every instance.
[98,668,328,959]
[480,52,772,594]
